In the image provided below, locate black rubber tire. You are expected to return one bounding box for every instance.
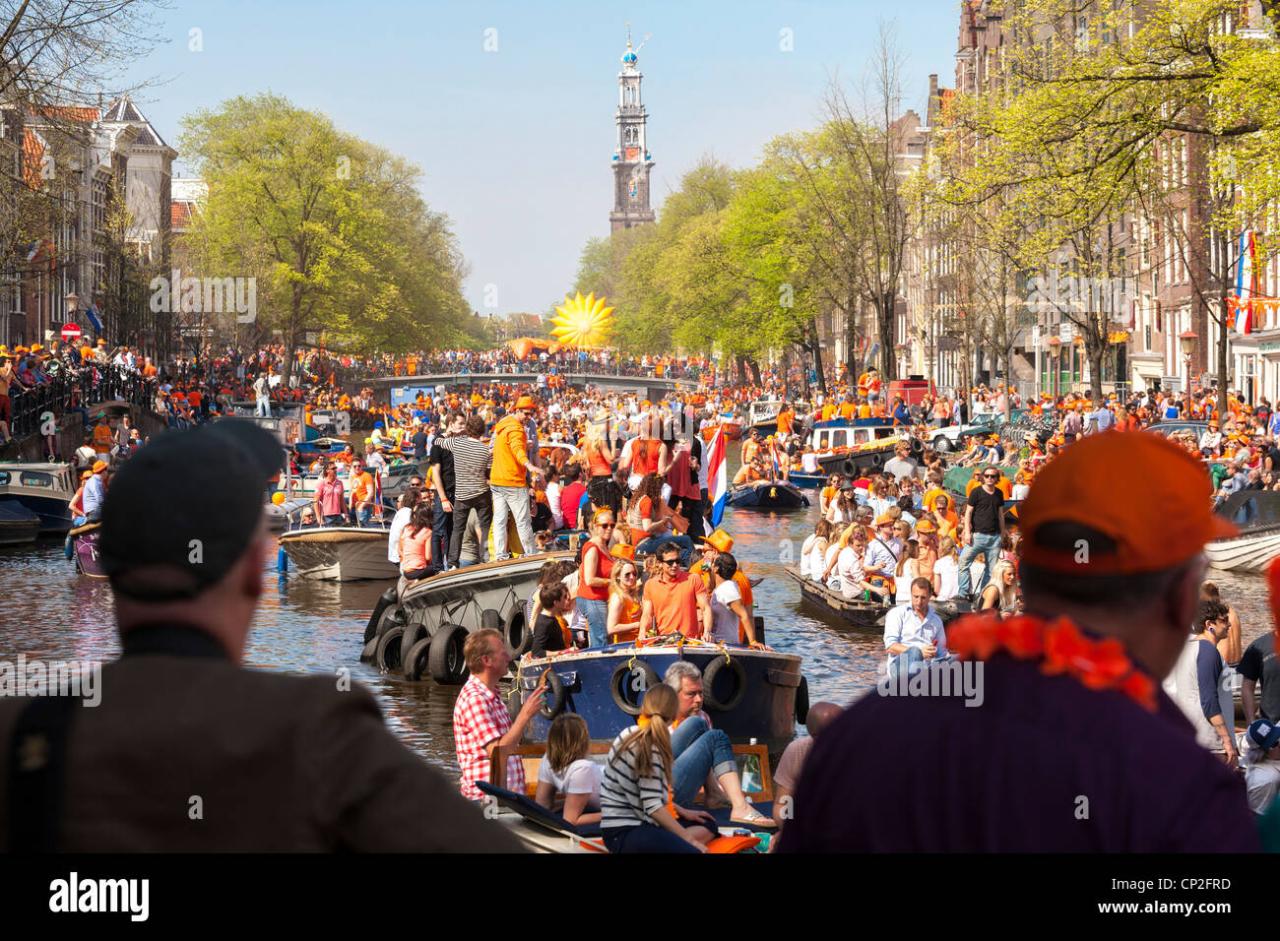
[795,675,810,726]
[364,587,401,644]
[481,608,502,631]
[753,615,766,646]
[539,668,567,719]
[505,607,531,657]
[428,623,469,685]
[909,438,924,457]
[841,459,856,477]
[867,452,885,470]
[702,657,747,712]
[400,620,424,667]
[360,637,378,662]
[403,637,432,682]
[931,436,952,454]
[374,625,404,674]
[609,659,660,715]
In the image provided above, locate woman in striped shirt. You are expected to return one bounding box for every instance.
[600,684,717,853]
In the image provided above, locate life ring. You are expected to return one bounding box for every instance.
[505,607,531,656]
[702,657,747,712]
[795,675,810,726]
[609,659,660,715]
[539,668,567,719]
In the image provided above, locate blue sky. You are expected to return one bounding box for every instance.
[121,0,960,317]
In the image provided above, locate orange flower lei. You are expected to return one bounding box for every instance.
[948,613,1158,712]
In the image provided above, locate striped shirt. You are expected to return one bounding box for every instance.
[441,435,492,501]
[600,725,669,830]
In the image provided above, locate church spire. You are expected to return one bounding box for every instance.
[610,31,655,232]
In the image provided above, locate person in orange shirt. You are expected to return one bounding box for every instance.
[820,399,838,422]
[776,404,794,437]
[348,458,377,526]
[490,394,544,560]
[639,545,712,639]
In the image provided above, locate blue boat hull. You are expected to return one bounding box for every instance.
[13,494,72,534]
[788,473,825,489]
[517,645,803,755]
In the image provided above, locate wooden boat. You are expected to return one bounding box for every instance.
[784,565,971,631]
[727,480,809,510]
[700,416,744,442]
[0,462,76,533]
[479,739,776,854]
[278,526,399,581]
[0,500,41,545]
[519,641,805,757]
[360,551,574,683]
[69,521,107,578]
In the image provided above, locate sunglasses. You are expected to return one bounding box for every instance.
[598,522,615,528]
[660,557,681,566]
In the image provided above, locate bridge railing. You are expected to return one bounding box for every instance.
[8,362,154,439]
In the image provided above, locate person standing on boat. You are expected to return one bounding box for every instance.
[780,431,1260,852]
[81,460,109,523]
[454,628,547,802]
[429,412,464,571]
[957,466,1007,601]
[883,443,919,483]
[314,464,346,527]
[576,508,616,647]
[443,415,494,568]
[348,458,376,528]
[490,394,544,560]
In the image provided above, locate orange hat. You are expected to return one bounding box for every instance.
[610,543,636,562]
[97,338,107,345]
[80,470,93,480]
[700,528,734,554]
[875,513,895,527]
[92,460,108,474]
[915,519,936,533]
[1019,431,1236,574]
[515,395,537,410]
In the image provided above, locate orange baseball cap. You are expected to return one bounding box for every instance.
[1020,431,1236,574]
[515,395,537,410]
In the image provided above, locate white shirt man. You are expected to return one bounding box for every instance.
[835,544,863,600]
[863,524,901,579]
[884,581,947,673]
[387,501,412,564]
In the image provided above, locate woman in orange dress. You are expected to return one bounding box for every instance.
[606,550,643,644]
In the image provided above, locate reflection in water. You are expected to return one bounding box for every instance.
[2,495,1272,778]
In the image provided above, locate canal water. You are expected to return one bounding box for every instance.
[0,485,1271,781]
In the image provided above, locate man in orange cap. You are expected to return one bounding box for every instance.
[490,393,544,560]
[782,431,1260,851]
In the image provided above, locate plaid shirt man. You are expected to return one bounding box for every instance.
[453,674,524,800]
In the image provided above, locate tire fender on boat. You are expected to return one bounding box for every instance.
[794,675,810,726]
[374,625,405,674]
[610,659,660,715]
[364,587,401,644]
[504,607,532,657]
[539,668,567,719]
[428,623,470,685]
[403,637,431,682]
[702,656,747,712]
[841,459,856,477]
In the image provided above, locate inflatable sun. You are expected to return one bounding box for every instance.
[551,292,615,349]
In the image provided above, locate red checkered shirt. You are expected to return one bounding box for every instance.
[453,675,524,800]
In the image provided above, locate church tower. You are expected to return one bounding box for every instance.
[609,35,656,232]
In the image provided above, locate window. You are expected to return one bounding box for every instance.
[20,472,53,488]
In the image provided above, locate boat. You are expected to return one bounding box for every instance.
[265,497,313,531]
[292,436,349,459]
[0,462,76,533]
[0,501,41,545]
[69,521,107,577]
[1206,490,1280,572]
[478,738,777,853]
[700,414,744,442]
[784,565,971,631]
[807,420,919,477]
[787,471,826,489]
[517,640,805,757]
[360,551,574,682]
[746,399,783,435]
[278,525,399,581]
[727,480,809,510]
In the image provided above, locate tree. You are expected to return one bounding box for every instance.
[178,94,475,378]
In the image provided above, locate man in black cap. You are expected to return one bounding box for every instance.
[0,420,520,852]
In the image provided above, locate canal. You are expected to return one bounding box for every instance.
[0,487,1271,781]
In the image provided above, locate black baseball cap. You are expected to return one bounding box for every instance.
[100,420,282,601]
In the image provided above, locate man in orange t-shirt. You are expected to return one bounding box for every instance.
[639,546,711,639]
[348,458,377,526]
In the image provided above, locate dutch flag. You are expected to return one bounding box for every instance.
[1235,230,1257,336]
[707,425,728,528]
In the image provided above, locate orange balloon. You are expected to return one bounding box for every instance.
[271,491,286,505]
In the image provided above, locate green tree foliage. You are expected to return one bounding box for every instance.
[178,93,478,375]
